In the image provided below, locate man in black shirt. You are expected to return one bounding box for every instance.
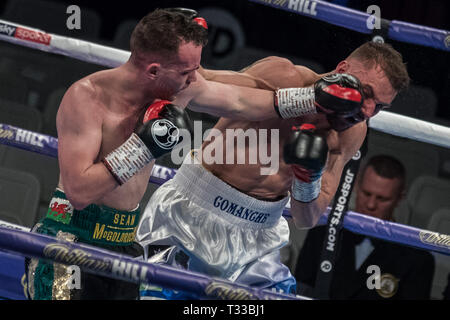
[295,155,435,299]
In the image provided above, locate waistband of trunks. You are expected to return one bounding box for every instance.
[42,188,140,246]
[173,150,289,229]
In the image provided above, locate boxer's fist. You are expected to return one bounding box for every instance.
[284,124,328,202]
[102,101,192,185]
[284,124,328,182]
[314,73,364,117]
[274,73,364,119]
[326,110,365,132]
[136,100,193,159]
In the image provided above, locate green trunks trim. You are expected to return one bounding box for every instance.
[32,259,55,300]
[41,189,140,246]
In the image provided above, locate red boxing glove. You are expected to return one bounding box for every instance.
[164,7,208,29]
[292,164,315,183]
[275,73,364,119]
[142,100,171,122]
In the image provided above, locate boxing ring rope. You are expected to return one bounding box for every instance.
[249,0,450,52]
[0,224,305,300]
[0,19,129,68]
[0,18,449,149]
[0,123,449,257]
[0,2,449,299]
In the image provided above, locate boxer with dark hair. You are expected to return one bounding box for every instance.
[25,7,367,300]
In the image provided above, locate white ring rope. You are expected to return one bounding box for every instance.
[369,111,450,149]
[0,19,129,67]
[0,18,449,149]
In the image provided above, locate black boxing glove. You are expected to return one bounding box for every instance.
[275,73,364,119]
[102,101,192,185]
[326,110,366,132]
[284,124,328,202]
[136,101,193,158]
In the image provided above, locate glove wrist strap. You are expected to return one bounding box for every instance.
[291,176,322,203]
[275,87,317,118]
[102,133,154,185]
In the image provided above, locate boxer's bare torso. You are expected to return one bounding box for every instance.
[201,58,366,201]
[57,68,153,211]
[201,115,326,200]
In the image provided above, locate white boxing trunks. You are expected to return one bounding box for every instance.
[136,150,296,298]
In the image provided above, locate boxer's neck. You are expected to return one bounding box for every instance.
[112,62,157,111]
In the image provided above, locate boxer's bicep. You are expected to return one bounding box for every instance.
[57,85,103,186]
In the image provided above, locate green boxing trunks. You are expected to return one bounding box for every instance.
[25,188,143,300]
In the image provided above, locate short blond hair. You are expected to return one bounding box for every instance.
[348,42,410,92]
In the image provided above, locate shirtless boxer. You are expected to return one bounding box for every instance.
[24,8,359,300]
[136,41,410,299]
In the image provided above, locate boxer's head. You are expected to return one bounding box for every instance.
[129,9,208,100]
[355,155,406,221]
[335,42,410,120]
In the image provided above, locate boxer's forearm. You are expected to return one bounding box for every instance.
[61,162,129,210]
[290,171,337,229]
[290,198,325,229]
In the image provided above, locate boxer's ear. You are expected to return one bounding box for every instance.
[145,63,161,80]
[335,60,349,73]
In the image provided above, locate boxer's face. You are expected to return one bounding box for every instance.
[154,41,202,100]
[355,166,404,221]
[336,59,397,119]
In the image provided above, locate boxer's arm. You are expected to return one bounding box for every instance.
[198,60,318,91]
[57,82,121,209]
[184,72,280,121]
[290,122,367,229]
[198,67,276,90]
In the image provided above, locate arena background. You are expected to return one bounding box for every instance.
[0,0,449,300]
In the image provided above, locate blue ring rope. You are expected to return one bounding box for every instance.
[1,123,449,256]
[0,226,304,300]
[248,0,450,51]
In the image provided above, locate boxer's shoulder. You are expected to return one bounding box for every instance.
[64,76,99,105]
[241,56,301,88]
[69,68,121,100]
[64,71,121,115]
[245,58,319,88]
[56,78,107,133]
[294,65,320,86]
